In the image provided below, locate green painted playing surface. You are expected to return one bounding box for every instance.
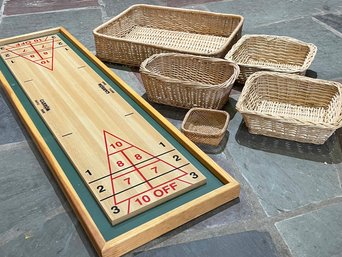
[0,31,223,241]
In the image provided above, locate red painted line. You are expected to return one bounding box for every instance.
[4,38,60,51]
[103,130,117,205]
[111,159,160,184]
[116,173,187,205]
[108,146,133,156]
[4,44,54,71]
[177,178,193,185]
[30,43,43,60]
[121,150,153,189]
[127,199,131,214]
[112,167,136,180]
[133,159,160,172]
[2,45,62,60]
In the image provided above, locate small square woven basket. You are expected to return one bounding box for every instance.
[236,71,342,144]
[181,108,230,146]
[225,34,317,84]
[93,4,244,66]
[140,53,240,109]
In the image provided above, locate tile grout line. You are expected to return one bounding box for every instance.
[97,0,109,22]
[0,140,28,152]
[312,16,342,39]
[0,0,6,24]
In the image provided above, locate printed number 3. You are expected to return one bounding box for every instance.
[111,206,120,214]
[190,172,198,179]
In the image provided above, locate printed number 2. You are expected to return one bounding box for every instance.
[97,185,106,193]
[173,155,181,161]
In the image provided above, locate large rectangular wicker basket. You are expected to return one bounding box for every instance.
[93,4,244,66]
[140,53,240,109]
[225,34,317,84]
[236,72,342,144]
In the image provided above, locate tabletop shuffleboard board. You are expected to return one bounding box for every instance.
[0,28,239,257]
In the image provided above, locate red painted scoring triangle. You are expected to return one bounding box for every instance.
[103,130,189,207]
[5,36,55,71]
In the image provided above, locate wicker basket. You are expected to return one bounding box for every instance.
[181,108,230,146]
[236,72,342,144]
[140,53,240,109]
[225,34,317,84]
[93,4,244,66]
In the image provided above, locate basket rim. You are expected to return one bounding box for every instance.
[225,34,317,73]
[139,53,240,89]
[181,107,230,136]
[93,4,244,57]
[236,71,342,129]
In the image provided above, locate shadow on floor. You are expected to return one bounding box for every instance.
[235,121,342,164]
[196,132,230,154]
[135,230,279,257]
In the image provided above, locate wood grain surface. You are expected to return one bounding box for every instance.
[0,34,206,225]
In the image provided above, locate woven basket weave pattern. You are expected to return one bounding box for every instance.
[236,72,342,144]
[93,4,243,66]
[182,108,229,146]
[140,53,239,109]
[225,35,317,84]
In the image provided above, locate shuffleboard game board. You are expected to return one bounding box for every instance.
[0,33,207,225]
[0,28,240,257]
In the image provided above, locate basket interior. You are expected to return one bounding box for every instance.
[145,55,237,86]
[183,109,228,135]
[242,75,342,124]
[96,6,242,54]
[230,36,311,69]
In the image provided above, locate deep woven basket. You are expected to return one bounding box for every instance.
[140,53,240,109]
[225,34,317,84]
[181,108,230,146]
[93,4,243,66]
[236,72,342,144]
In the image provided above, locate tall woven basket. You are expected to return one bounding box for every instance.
[236,72,342,144]
[140,53,240,109]
[93,4,244,66]
[225,34,317,84]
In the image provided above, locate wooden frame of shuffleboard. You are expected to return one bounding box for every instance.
[0,27,240,257]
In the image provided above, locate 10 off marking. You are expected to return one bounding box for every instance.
[135,182,178,206]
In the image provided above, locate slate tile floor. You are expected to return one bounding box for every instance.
[0,0,341,257]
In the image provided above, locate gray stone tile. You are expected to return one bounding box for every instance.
[276,202,342,257]
[225,99,342,216]
[4,0,98,16]
[314,13,342,33]
[101,0,166,20]
[135,231,279,257]
[205,0,342,29]
[0,142,95,257]
[0,9,103,51]
[241,17,342,80]
[0,90,26,145]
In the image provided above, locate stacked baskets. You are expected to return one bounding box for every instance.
[93,4,342,145]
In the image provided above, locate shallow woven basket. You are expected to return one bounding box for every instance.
[236,72,342,144]
[181,108,230,146]
[93,4,243,66]
[140,53,240,109]
[225,34,317,84]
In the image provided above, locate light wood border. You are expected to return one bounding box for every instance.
[0,27,240,257]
